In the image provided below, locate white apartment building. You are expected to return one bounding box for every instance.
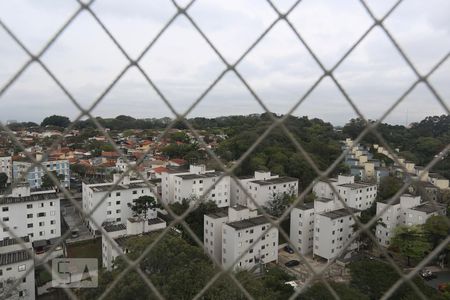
[290,175,374,259]
[376,194,445,247]
[82,174,156,234]
[204,205,278,271]
[162,165,231,208]
[231,171,298,210]
[313,175,377,210]
[13,159,70,189]
[290,202,315,255]
[102,215,166,271]
[0,237,35,300]
[0,157,12,184]
[314,208,360,261]
[0,184,61,243]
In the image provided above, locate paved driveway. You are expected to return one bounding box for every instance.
[425,271,450,289]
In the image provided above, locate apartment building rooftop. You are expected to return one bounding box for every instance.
[206,208,228,219]
[338,182,374,189]
[319,208,360,220]
[104,223,127,233]
[0,237,30,248]
[0,249,31,266]
[296,202,314,210]
[410,202,445,214]
[176,171,223,180]
[316,197,334,203]
[0,192,58,205]
[250,176,297,185]
[227,215,270,230]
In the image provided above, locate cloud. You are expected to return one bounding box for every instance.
[0,0,448,125]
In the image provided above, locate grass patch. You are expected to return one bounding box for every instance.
[66,238,102,268]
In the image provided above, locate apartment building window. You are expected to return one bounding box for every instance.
[38,212,46,217]
[116,210,121,213]
[133,191,137,194]
[26,214,32,220]
[116,192,121,196]
[50,201,54,206]
[116,201,120,205]
[2,217,8,222]
[27,223,33,228]
[26,204,32,209]
[108,202,111,206]
[2,207,8,212]
[50,211,56,216]
[39,231,44,236]
[39,222,44,226]
[2,227,8,232]
[51,230,55,234]
[28,233,33,238]
[39,203,44,208]
[51,220,55,225]
[107,211,111,215]
[199,180,203,184]
[249,229,254,234]
[249,239,253,243]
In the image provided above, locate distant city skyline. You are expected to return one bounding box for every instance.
[0,0,449,125]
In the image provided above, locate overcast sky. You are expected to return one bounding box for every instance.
[0,0,449,126]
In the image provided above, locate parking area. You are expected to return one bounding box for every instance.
[424,270,450,290]
[277,248,350,285]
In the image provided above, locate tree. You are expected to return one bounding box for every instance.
[128,196,160,234]
[263,191,296,217]
[424,215,450,248]
[300,282,369,300]
[41,115,71,128]
[79,233,293,300]
[349,259,442,300]
[170,198,220,244]
[128,195,160,219]
[353,202,384,250]
[378,176,403,200]
[41,171,65,189]
[0,172,8,189]
[390,225,431,266]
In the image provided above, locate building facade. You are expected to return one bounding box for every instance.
[231,171,298,210]
[0,157,12,184]
[0,237,35,300]
[0,184,61,243]
[82,174,156,234]
[204,205,278,271]
[13,159,70,189]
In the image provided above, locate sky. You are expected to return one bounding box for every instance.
[0,0,449,126]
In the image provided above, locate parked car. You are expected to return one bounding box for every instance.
[71,229,79,238]
[285,260,300,268]
[420,269,436,280]
[284,245,295,254]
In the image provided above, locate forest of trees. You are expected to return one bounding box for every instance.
[5,114,449,185]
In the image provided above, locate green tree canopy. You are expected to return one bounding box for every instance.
[300,282,369,300]
[390,225,431,266]
[41,115,71,128]
[378,176,404,200]
[128,196,160,220]
[423,215,450,248]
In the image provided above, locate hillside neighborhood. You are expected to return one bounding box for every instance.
[0,114,449,299]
